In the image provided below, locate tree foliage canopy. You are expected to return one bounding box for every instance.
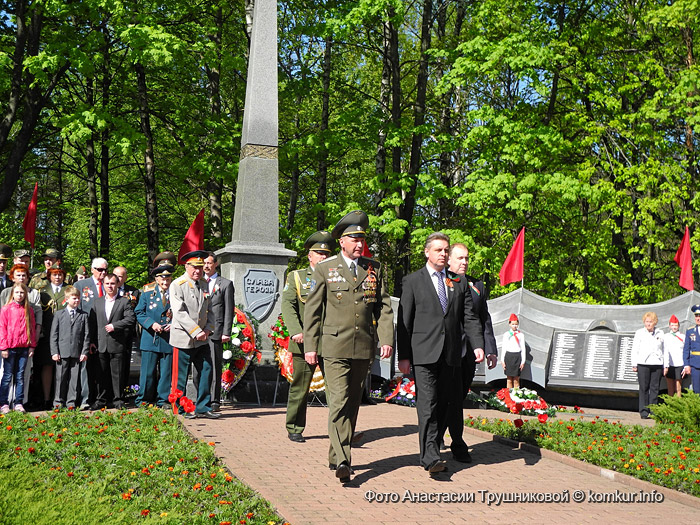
[1,0,699,303]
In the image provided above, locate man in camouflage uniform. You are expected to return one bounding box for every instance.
[282,231,334,443]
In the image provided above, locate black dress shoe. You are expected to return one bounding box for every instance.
[112,401,125,410]
[335,462,352,483]
[453,451,472,463]
[90,403,106,411]
[288,433,305,443]
[184,412,197,419]
[426,459,447,473]
[211,403,221,413]
[199,411,221,419]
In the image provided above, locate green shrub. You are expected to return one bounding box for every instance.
[651,392,700,431]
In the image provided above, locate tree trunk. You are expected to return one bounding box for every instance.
[393,0,432,295]
[316,34,332,231]
[86,70,99,260]
[206,6,224,243]
[135,61,159,265]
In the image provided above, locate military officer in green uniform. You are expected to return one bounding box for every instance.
[304,211,394,484]
[282,231,335,443]
[30,248,72,289]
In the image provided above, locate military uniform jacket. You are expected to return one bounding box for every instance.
[304,255,394,360]
[281,266,315,356]
[40,284,68,342]
[134,286,173,354]
[169,274,213,349]
[683,326,700,368]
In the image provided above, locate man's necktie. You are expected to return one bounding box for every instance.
[435,272,447,313]
[97,282,104,297]
[350,262,357,280]
[70,309,75,322]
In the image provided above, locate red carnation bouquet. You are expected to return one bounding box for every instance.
[221,307,262,395]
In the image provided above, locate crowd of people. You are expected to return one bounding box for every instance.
[0,244,234,420]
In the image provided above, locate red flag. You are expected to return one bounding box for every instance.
[22,182,39,248]
[178,209,205,262]
[499,227,525,286]
[361,242,372,258]
[674,226,694,291]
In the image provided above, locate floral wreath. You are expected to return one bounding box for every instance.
[268,314,325,392]
[486,387,556,417]
[221,307,262,395]
[370,376,416,408]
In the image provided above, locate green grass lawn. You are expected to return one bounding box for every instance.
[0,407,286,524]
[468,414,700,497]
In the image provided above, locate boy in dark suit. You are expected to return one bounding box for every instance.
[89,273,136,409]
[50,286,90,408]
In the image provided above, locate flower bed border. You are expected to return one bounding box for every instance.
[462,423,700,509]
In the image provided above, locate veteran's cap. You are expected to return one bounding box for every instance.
[692,305,700,315]
[331,210,369,239]
[151,263,175,277]
[75,265,88,277]
[0,244,11,260]
[304,231,335,253]
[47,262,66,275]
[42,248,61,259]
[154,251,177,267]
[180,250,208,267]
[14,249,30,259]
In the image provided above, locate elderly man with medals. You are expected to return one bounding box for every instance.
[304,211,394,484]
[169,250,219,419]
[282,230,334,443]
[134,264,174,408]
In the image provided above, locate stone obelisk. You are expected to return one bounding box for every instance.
[217,0,295,361]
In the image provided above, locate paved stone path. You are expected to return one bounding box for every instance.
[184,403,699,525]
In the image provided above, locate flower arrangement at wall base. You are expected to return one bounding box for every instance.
[221,307,262,397]
[268,314,325,392]
[370,376,416,408]
[485,387,557,417]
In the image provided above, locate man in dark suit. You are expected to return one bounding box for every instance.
[438,242,498,456]
[89,273,136,409]
[199,252,234,412]
[397,232,485,474]
[77,257,109,408]
[304,211,394,484]
[113,266,140,395]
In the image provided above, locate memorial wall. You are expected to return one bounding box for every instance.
[469,288,700,393]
